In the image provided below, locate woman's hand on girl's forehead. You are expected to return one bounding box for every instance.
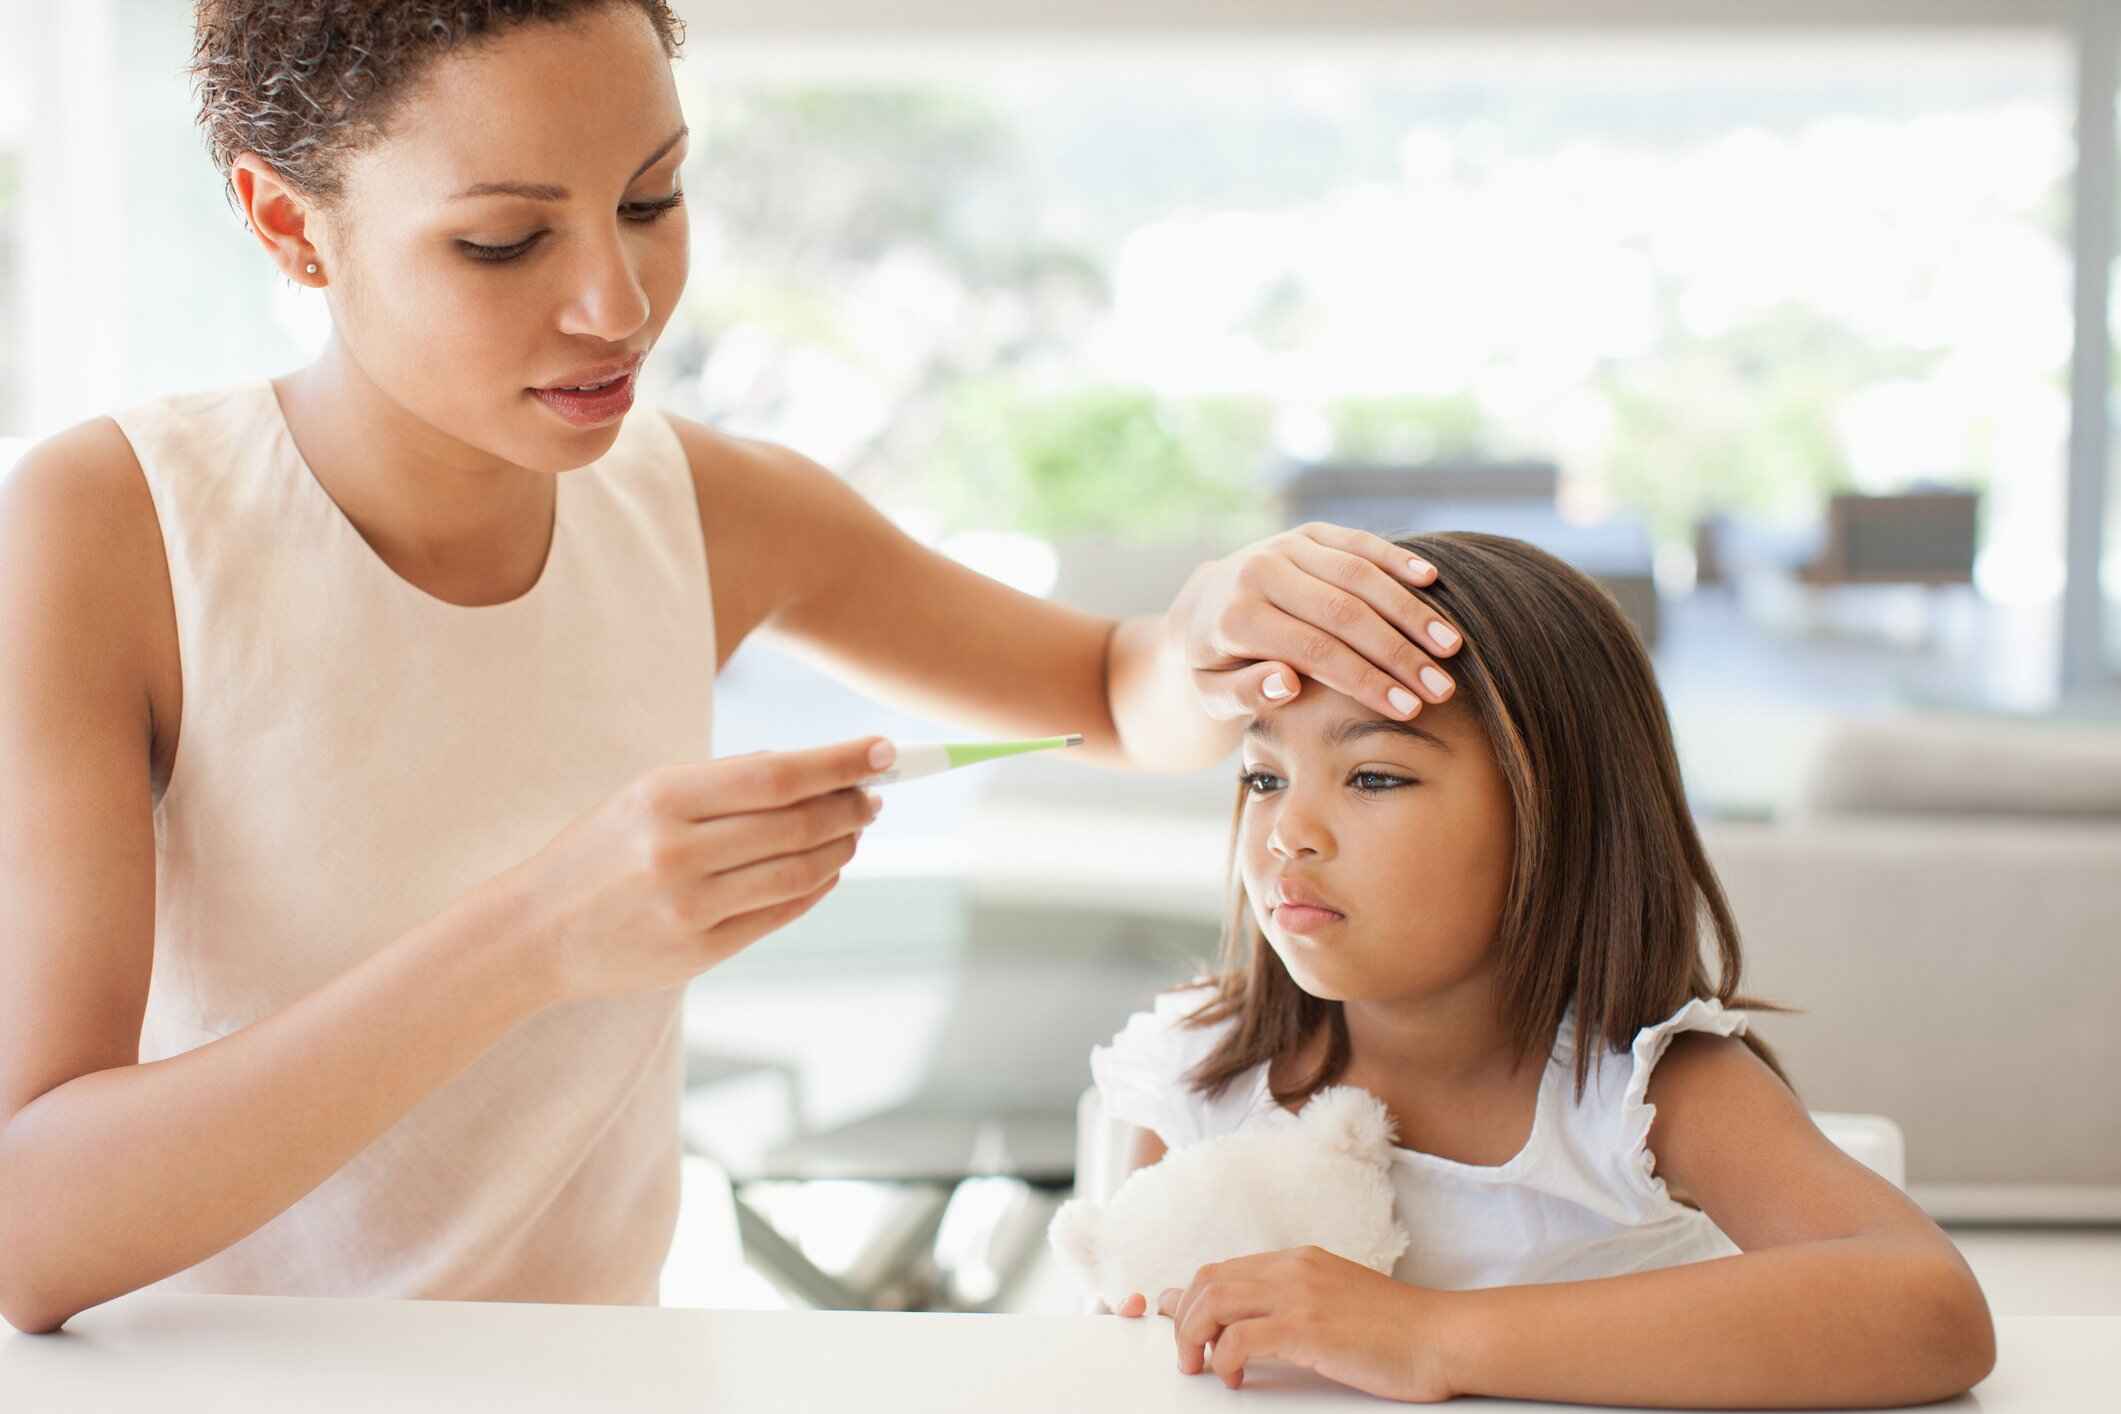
[1166,523,1464,726]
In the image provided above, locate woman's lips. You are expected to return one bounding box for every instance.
[528,366,637,428]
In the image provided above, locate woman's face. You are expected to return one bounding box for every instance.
[1236,679,1516,1006]
[312,6,689,472]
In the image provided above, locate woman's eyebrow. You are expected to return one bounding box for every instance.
[1243,715,1452,754]
[449,124,690,202]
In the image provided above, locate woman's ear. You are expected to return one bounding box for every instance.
[230,154,326,287]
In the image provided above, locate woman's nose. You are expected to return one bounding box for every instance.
[558,232,651,343]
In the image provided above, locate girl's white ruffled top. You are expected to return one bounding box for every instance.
[1092,991,1748,1289]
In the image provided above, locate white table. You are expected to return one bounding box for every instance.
[1,1294,2108,1412]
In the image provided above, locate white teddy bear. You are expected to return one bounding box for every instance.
[1048,1085,1411,1313]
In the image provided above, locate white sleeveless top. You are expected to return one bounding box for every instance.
[1092,991,1747,1290]
[114,381,716,1304]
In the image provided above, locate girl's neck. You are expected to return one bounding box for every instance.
[1339,976,1531,1089]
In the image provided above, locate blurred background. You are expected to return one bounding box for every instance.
[4,0,2116,1317]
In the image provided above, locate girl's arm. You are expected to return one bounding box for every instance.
[1157,1034,1995,1405]
[682,426,1460,771]
[1441,1034,1996,1407]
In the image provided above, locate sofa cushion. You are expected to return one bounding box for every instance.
[1796,713,2121,819]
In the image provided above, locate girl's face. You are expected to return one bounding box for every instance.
[1236,680,1516,1005]
[310,6,690,471]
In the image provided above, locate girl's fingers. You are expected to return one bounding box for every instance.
[1190,659,1301,720]
[1210,1316,1290,1389]
[1171,1279,1275,1376]
[1257,553,1457,715]
[1116,1292,1147,1318]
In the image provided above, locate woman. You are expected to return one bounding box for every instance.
[0,0,1465,1333]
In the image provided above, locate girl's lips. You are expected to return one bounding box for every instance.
[1273,902,1345,934]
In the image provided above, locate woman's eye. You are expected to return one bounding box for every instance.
[460,234,542,263]
[621,190,685,223]
[459,192,682,264]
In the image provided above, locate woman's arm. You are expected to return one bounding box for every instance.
[0,430,555,1333]
[0,428,882,1333]
[1442,1035,1996,1407]
[682,426,1458,773]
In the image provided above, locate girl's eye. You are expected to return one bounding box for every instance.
[1351,771,1413,795]
[459,192,685,264]
[1237,769,1284,796]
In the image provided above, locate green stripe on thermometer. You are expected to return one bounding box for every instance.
[866,733,1085,785]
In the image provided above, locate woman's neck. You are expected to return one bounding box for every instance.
[274,340,556,606]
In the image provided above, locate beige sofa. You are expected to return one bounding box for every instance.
[1698,714,2121,1222]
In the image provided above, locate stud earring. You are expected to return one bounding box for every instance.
[305,263,319,275]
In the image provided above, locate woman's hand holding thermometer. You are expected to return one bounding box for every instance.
[863,733,1085,785]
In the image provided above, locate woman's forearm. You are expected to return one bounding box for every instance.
[0,878,550,1333]
[1103,612,1243,772]
[1443,1236,1996,1408]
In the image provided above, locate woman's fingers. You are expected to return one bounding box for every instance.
[681,786,879,873]
[1189,659,1302,720]
[1281,534,1462,688]
[690,831,861,933]
[1255,552,1458,717]
[1294,521,1443,597]
[1212,591,1430,722]
[645,736,894,820]
[701,873,840,955]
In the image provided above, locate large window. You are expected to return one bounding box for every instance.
[662,38,2066,576]
[662,33,2078,813]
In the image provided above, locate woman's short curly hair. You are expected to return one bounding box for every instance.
[190,0,686,206]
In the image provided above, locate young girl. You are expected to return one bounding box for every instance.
[1098,531,1996,1406]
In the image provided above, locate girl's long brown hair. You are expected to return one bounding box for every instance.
[1185,531,1793,1106]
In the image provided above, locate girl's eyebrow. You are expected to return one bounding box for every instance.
[1245,715,1453,754]
[450,125,690,202]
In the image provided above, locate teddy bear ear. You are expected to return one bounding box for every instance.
[1047,1197,1101,1277]
[1298,1085,1398,1158]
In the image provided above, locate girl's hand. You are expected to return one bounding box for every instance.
[1155,1247,1459,1402]
[498,737,890,1007]
[1165,523,1463,724]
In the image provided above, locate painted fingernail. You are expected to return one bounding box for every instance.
[1420,666,1453,697]
[1388,687,1419,717]
[869,740,897,771]
[1407,557,1434,579]
[1427,621,1461,651]
[1262,673,1292,700]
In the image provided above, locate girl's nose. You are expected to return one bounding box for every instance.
[1267,798,1333,860]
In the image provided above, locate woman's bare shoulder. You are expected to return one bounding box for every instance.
[2,417,179,773]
